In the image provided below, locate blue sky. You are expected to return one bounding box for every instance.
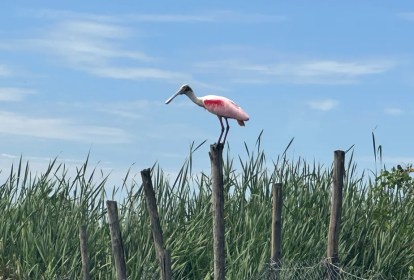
[1,1,413,185]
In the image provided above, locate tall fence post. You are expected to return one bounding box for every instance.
[209,143,225,280]
[271,182,283,279]
[326,150,345,280]
[79,224,91,280]
[141,168,172,280]
[106,200,127,280]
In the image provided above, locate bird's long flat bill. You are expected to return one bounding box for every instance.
[165,91,180,104]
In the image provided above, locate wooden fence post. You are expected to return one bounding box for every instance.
[326,150,345,280]
[209,143,225,280]
[79,224,91,280]
[141,168,172,280]
[107,200,127,280]
[161,249,172,280]
[271,182,283,278]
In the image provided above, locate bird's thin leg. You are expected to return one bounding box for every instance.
[222,118,230,144]
[217,116,225,144]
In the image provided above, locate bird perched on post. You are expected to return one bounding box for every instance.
[165,84,249,145]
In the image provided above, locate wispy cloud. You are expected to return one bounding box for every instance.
[0,152,115,188]
[26,9,285,23]
[32,20,152,66]
[385,107,404,116]
[0,111,130,143]
[0,17,175,80]
[358,156,414,166]
[382,157,414,165]
[396,12,414,21]
[92,100,157,119]
[294,60,389,77]
[1,153,87,165]
[89,66,191,81]
[124,11,285,23]
[4,10,283,85]
[308,99,338,111]
[23,9,116,22]
[196,59,394,85]
[11,19,194,82]
[1,153,18,159]
[0,87,36,101]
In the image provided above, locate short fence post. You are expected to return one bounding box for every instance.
[141,168,172,280]
[209,143,225,280]
[326,150,345,280]
[106,200,127,280]
[79,224,91,280]
[271,183,283,279]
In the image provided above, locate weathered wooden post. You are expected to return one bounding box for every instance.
[160,249,172,280]
[79,224,91,280]
[209,143,225,280]
[141,168,172,280]
[271,182,283,279]
[107,200,127,280]
[325,150,345,280]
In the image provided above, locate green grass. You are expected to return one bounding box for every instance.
[0,138,413,279]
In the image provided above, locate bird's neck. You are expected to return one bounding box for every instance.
[186,91,205,108]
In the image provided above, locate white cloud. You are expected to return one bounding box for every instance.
[1,153,18,159]
[308,99,338,111]
[196,59,394,85]
[0,111,130,143]
[385,107,404,116]
[93,100,155,119]
[27,9,285,24]
[397,12,414,21]
[0,87,36,101]
[26,9,116,22]
[97,108,143,119]
[382,157,414,165]
[0,153,117,189]
[295,60,389,77]
[32,20,152,67]
[358,156,414,165]
[1,153,86,165]
[89,66,191,81]
[11,19,195,83]
[124,11,285,23]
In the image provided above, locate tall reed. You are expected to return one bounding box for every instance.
[0,136,412,279]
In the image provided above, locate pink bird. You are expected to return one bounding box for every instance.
[165,84,249,144]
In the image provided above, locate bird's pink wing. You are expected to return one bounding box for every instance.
[202,95,249,121]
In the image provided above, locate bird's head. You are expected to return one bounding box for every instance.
[165,84,193,104]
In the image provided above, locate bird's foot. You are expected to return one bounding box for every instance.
[214,142,225,150]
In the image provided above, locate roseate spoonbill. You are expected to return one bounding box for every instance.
[165,84,249,144]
